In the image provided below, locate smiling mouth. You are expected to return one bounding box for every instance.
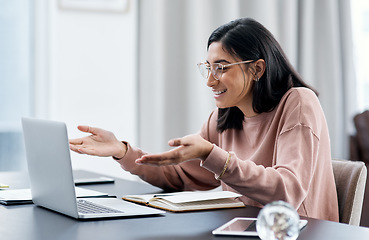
[214,89,227,95]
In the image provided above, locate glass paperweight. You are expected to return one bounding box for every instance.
[256,201,300,240]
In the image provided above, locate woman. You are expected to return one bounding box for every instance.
[70,18,339,221]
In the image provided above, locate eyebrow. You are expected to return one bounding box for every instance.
[206,59,231,64]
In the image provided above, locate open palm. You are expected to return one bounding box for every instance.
[69,126,125,158]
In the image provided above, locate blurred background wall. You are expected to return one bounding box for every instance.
[1,0,369,182]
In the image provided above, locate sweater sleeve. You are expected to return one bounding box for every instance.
[114,114,220,192]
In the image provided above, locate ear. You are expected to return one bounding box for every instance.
[254,59,266,80]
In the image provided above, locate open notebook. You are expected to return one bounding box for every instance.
[0,187,108,205]
[122,190,245,212]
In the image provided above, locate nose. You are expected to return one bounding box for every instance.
[206,73,218,87]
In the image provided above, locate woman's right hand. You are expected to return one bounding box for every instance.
[69,126,127,159]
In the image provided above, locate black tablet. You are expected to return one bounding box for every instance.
[74,176,115,185]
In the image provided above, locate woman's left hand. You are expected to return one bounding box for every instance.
[135,134,214,166]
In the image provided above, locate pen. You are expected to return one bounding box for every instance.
[153,193,175,197]
[0,184,9,189]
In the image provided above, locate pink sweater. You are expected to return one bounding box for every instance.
[115,87,339,222]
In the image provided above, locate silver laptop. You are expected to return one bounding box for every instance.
[21,117,164,219]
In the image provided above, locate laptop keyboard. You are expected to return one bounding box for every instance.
[77,200,124,214]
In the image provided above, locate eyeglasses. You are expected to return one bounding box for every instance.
[197,60,254,80]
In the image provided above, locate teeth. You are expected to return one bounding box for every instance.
[214,89,227,95]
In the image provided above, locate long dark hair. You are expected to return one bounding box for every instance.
[207,18,316,132]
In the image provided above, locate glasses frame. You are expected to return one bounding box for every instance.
[197,60,255,80]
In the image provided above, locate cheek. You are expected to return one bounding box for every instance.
[236,75,254,96]
[244,78,255,92]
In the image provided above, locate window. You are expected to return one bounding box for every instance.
[0,1,32,170]
[352,1,369,111]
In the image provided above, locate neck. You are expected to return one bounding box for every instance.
[238,95,257,118]
[241,107,258,118]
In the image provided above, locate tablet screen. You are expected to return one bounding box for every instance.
[212,217,259,236]
[212,217,308,237]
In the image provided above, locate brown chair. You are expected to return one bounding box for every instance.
[350,110,369,164]
[332,159,367,225]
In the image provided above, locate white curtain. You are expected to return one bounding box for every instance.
[137,0,356,159]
